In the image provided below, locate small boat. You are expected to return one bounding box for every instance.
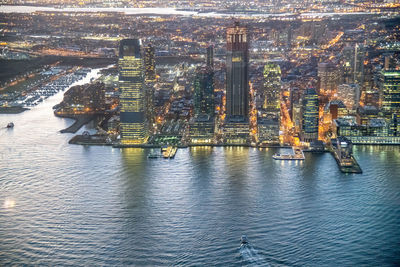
[240,235,248,245]
[6,122,14,128]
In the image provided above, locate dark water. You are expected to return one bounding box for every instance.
[1,89,400,266]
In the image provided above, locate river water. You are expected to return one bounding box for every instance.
[0,5,379,18]
[1,76,400,266]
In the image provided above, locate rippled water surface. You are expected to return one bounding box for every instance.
[1,90,400,266]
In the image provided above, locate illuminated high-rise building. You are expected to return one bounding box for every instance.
[193,67,214,117]
[144,44,156,82]
[224,21,250,144]
[318,62,339,95]
[301,88,319,142]
[381,70,400,118]
[354,44,365,85]
[226,21,249,119]
[262,63,281,112]
[342,46,354,84]
[258,63,281,145]
[119,39,147,145]
[190,67,215,145]
[206,45,214,69]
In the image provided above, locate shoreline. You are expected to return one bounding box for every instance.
[0,106,29,114]
[55,113,96,133]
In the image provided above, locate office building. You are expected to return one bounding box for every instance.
[337,83,360,111]
[301,88,319,142]
[258,63,281,145]
[190,66,215,145]
[318,62,339,95]
[224,21,250,144]
[144,44,156,82]
[119,39,148,145]
[354,44,365,85]
[380,70,400,119]
[193,67,214,117]
[262,63,281,112]
[226,21,249,119]
[206,45,214,69]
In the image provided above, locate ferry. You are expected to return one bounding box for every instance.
[272,147,305,160]
[6,122,14,128]
[162,146,178,159]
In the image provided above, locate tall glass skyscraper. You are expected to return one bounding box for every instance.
[226,21,249,119]
[189,67,215,145]
[194,67,214,117]
[381,70,400,118]
[302,88,319,142]
[119,39,147,145]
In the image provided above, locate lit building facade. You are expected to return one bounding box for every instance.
[258,63,281,145]
[380,70,400,119]
[144,44,156,82]
[337,83,360,111]
[334,117,400,144]
[318,62,339,95]
[257,116,280,145]
[119,39,148,145]
[190,66,215,145]
[207,45,214,69]
[262,63,281,112]
[224,22,250,144]
[354,44,365,85]
[301,88,319,142]
[193,67,214,117]
[226,21,249,119]
[189,115,215,145]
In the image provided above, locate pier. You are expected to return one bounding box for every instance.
[330,137,362,174]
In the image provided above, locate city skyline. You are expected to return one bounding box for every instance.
[1,2,400,266]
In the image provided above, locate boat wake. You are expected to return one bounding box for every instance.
[239,235,269,266]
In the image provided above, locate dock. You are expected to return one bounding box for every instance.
[272,147,305,160]
[330,137,362,174]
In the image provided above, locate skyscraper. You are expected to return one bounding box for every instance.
[354,43,365,85]
[224,21,250,144]
[226,21,249,119]
[193,67,214,117]
[144,44,156,82]
[258,63,281,145]
[189,67,215,145]
[206,45,214,69]
[262,63,281,112]
[381,70,400,118]
[119,39,147,145]
[318,62,339,95]
[301,88,319,142]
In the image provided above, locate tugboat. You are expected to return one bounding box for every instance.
[6,122,14,128]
